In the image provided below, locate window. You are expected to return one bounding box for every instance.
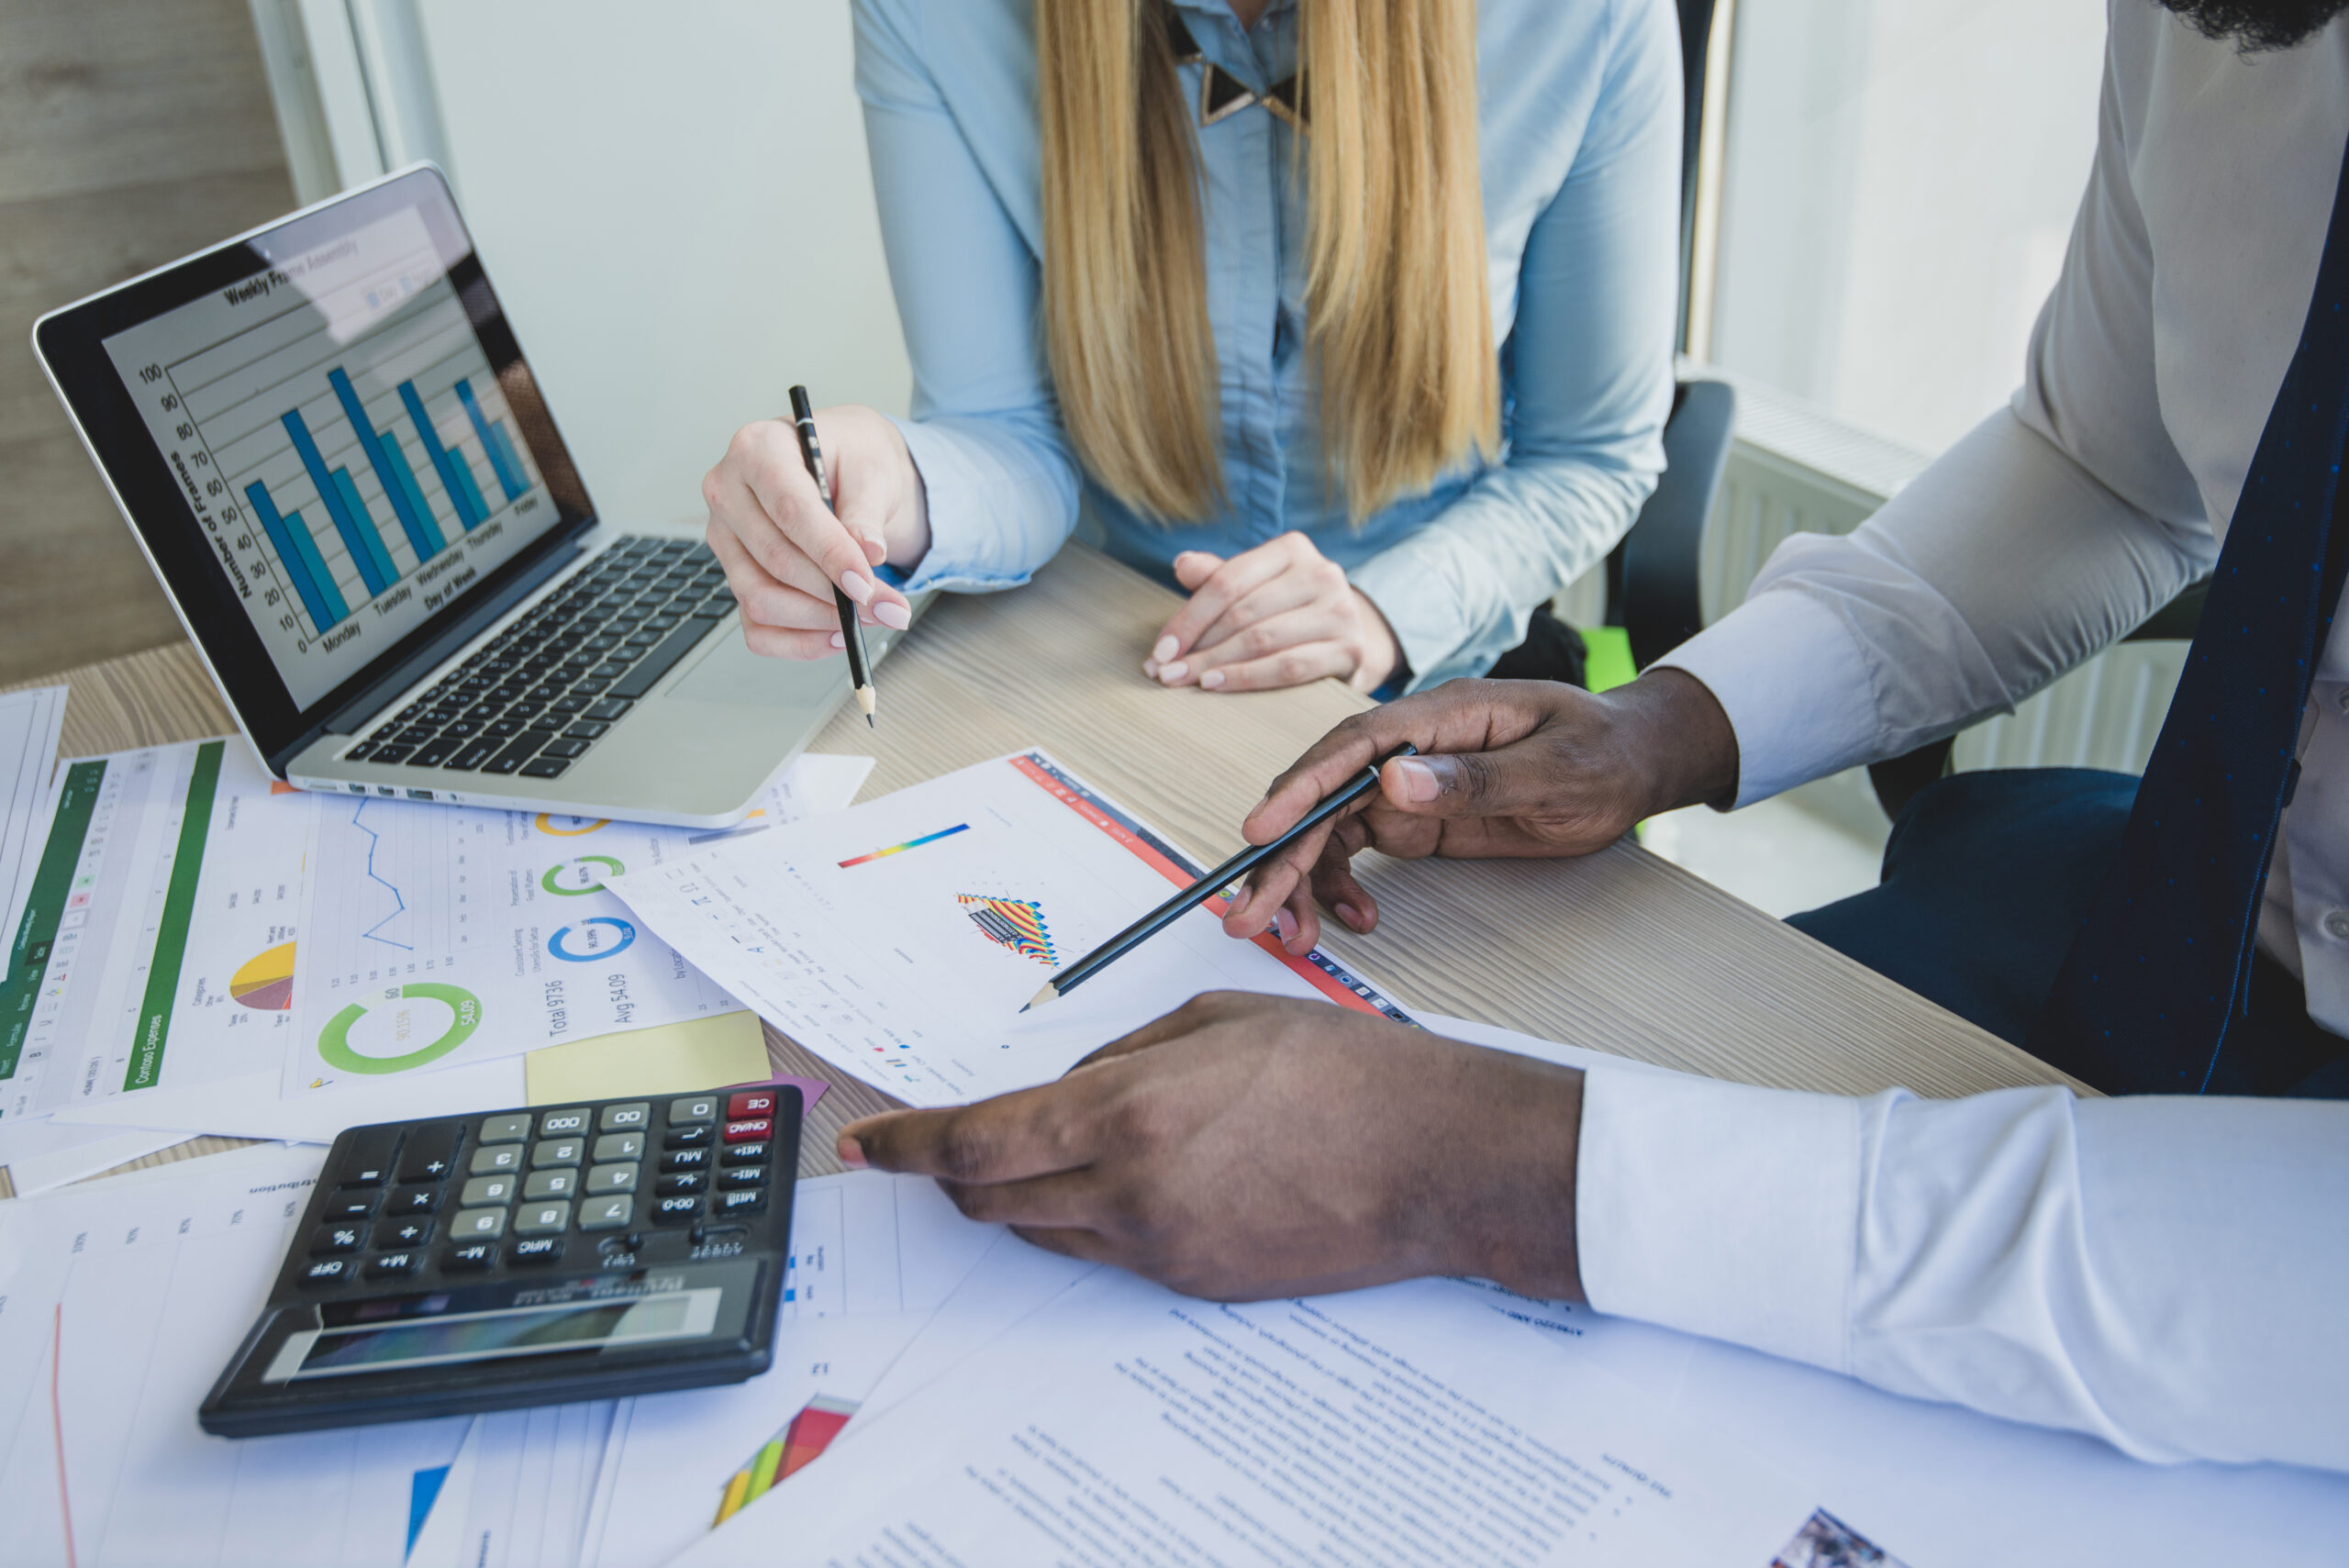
[1700,0,2110,455]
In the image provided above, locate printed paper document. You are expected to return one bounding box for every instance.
[607,750,1413,1106]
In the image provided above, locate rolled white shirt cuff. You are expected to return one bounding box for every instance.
[1649,587,1881,808]
[1575,1064,1860,1374]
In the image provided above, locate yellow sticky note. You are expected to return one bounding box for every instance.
[525,1012,769,1106]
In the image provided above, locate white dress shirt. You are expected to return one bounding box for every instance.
[1579,4,2349,1472]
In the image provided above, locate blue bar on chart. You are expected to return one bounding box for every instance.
[281,408,392,597]
[328,469,399,590]
[453,377,529,503]
[243,482,346,631]
[328,368,446,562]
[397,382,486,532]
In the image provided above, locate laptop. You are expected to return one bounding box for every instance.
[33,164,907,828]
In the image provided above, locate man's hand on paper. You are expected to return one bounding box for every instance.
[836,992,1586,1303]
[1143,533,1402,695]
[704,403,928,660]
[1226,671,1741,951]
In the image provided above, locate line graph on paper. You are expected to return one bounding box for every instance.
[303,795,488,994]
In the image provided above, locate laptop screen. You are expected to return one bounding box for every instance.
[97,200,562,709]
[36,167,596,767]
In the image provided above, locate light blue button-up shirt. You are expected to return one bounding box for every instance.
[855,0,1680,688]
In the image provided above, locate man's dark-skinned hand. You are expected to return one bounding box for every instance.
[1224,670,1741,952]
[836,993,1586,1304]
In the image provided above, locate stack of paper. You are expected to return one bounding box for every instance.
[0,728,870,1192]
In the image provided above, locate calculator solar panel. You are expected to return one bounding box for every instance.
[201,1086,801,1437]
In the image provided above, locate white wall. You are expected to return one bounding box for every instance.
[261,0,912,528]
[1708,0,2107,455]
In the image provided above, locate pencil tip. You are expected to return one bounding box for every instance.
[1023,982,1058,1012]
[866,714,875,728]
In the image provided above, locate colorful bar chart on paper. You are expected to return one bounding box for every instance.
[174,275,546,640]
[711,1396,861,1527]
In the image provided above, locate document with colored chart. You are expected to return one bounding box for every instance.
[602,750,1416,1108]
[0,738,316,1135]
[282,752,872,1095]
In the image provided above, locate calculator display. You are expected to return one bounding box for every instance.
[267,1286,723,1381]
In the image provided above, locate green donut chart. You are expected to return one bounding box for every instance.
[542,854,627,896]
[317,982,483,1074]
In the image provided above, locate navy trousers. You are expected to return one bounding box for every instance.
[1787,769,2349,1098]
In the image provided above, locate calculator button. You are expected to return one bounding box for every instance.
[722,1118,772,1144]
[691,1222,748,1248]
[662,1124,713,1150]
[656,1173,707,1196]
[374,1217,435,1250]
[668,1096,718,1124]
[584,1162,640,1195]
[324,1195,375,1222]
[451,1208,507,1240]
[594,1132,645,1162]
[715,1188,767,1217]
[443,1241,496,1272]
[660,1147,710,1173]
[719,1141,768,1167]
[537,1107,592,1138]
[478,1114,532,1144]
[388,1184,440,1215]
[335,1127,400,1188]
[523,1169,578,1200]
[470,1145,523,1176]
[532,1137,584,1168]
[652,1195,702,1224]
[510,1237,564,1265]
[516,1201,571,1235]
[300,1258,353,1288]
[599,1101,651,1132]
[397,1124,464,1183]
[717,1166,768,1191]
[580,1195,634,1230]
[461,1175,517,1207]
[727,1091,778,1119]
[309,1224,364,1255]
[365,1251,423,1280]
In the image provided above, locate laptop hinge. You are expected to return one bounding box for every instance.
[265,535,588,776]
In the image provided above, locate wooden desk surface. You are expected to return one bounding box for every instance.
[1,543,2080,1196]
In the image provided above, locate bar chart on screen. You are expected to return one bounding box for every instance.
[102,204,557,706]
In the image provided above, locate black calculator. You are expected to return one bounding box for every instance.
[200,1085,803,1437]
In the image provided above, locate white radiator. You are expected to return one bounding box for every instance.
[1559,368,2186,828]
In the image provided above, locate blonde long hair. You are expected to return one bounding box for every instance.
[1037,0,1498,523]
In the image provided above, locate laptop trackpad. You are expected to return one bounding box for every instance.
[670,635,844,708]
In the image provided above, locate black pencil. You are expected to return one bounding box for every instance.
[788,384,875,727]
[1022,743,1419,1011]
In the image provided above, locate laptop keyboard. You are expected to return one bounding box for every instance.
[344,537,735,782]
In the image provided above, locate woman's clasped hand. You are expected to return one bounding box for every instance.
[1142,533,1403,695]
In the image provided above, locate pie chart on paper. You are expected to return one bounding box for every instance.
[230,941,297,1010]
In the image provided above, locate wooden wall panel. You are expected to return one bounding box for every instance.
[0,0,296,682]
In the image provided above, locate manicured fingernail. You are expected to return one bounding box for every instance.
[1161,662,1188,683]
[841,571,874,604]
[1143,660,1159,678]
[829,632,845,649]
[1336,903,1362,929]
[1392,758,1441,803]
[874,601,911,630]
[1200,670,1226,689]
[837,1133,867,1169]
[1152,636,1179,662]
[1275,907,1299,943]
